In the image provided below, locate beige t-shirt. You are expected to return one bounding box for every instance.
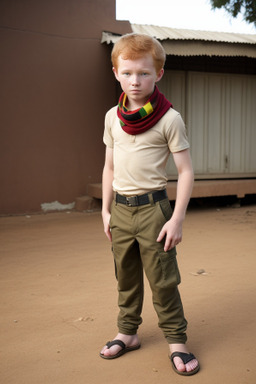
[103,105,189,196]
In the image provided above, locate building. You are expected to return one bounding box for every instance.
[0,0,132,214]
[101,24,256,202]
[1,1,255,214]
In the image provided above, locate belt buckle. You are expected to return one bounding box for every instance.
[126,196,138,207]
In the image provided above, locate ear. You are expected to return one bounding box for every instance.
[112,67,120,82]
[155,68,164,83]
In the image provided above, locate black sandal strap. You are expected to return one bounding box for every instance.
[106,340,126,350]
[171,352,196,364]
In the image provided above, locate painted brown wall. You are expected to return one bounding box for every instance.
[0,0,131,214]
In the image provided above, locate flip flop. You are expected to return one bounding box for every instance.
[100,339,141,360]
[170,351,200,376]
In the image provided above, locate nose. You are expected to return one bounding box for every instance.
[131,74,140,86]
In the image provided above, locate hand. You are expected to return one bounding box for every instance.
[157,218,182,252]
[102,211,112,242]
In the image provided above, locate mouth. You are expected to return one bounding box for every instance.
[130,89,141,93]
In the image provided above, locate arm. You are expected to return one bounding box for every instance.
[102,146,114,241]
[157,149,194,251]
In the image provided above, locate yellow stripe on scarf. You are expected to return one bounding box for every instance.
[143,102,153,115]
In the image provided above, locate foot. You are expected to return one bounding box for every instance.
[169,344,199,374]
[100,333,140,358]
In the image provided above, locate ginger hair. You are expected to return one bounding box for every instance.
[111,33,166,74]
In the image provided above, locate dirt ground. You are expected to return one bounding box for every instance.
[1,200,256,384]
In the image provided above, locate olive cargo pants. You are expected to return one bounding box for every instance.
[109,195,188,344]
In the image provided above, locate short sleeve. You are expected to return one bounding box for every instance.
[103,107,117,148]
[166,113,190,153]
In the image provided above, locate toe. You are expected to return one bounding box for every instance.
[185,358,198,372]
[100,346,107,355]
[101,344,122,357]
[173,357,186,372]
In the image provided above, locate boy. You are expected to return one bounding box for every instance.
[100,33,199,376]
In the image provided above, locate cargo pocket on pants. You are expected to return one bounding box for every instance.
[158,252,181,287]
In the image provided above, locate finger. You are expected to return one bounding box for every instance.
[165,236,177,251]
[164,236,172,252]
[157,230,165,243]
[106,232,112,242]
[104,225,112,242]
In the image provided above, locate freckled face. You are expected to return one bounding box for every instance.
[113,54,164,110]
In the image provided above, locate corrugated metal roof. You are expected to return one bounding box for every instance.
[161,40,256,56]
[101,24,256,58]
[131,24,256,44]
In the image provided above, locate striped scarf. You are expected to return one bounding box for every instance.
[117,86,172,135]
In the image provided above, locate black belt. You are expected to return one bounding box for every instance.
[115,190,168,207]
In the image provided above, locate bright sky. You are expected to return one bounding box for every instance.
[116,0,256,34]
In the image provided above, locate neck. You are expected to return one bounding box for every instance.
[126,99,144,111]
[123,94,145,111]
[124,89,155,111]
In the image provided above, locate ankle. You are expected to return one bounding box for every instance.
[116,333,139,346]
[169,343,187,354]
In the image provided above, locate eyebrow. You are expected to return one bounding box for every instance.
[120,67,151,72]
